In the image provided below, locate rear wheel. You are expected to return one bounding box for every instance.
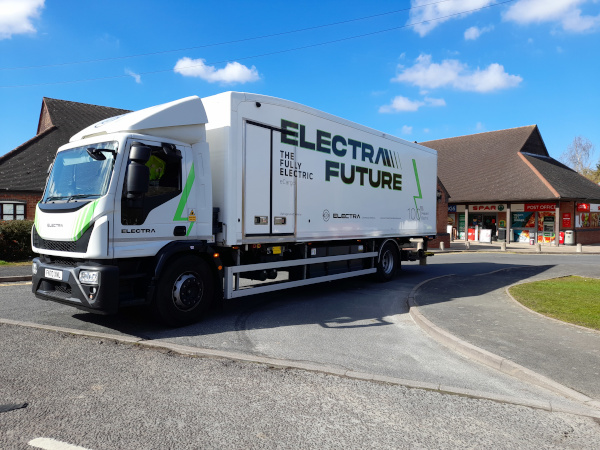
[376,242,399,282]
[153,255,214,326]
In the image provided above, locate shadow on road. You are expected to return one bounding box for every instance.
[414,265,555,307]
[67,261,556,341]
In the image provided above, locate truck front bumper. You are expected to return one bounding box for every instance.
[32,257,119,314]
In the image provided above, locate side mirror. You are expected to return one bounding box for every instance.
[126,163,149,199]
[126,143,151,199]
[129,143,151,163]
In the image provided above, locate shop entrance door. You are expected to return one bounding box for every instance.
[482,213,497,241]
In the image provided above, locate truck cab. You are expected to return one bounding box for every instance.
[32,97,216,320]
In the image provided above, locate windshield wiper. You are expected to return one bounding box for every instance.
[67,194,101,202]
[45,196,69,202]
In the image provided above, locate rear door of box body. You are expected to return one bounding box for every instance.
[243,120,296,236]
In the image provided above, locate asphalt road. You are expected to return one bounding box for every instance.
[2,324,600,450]
[1,254,599,409]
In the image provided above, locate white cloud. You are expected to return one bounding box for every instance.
[392,54,522,93]
[424,96,447,107]
[504,0,600,33]
[408,0,494,36]
[0,0,44,40]
[174,57,260,84]
[125,69,141,84]
[562,6,600,32]
[464,25,494,40]
[401,125,413,135]
[379,95,446,113]
[379,96,424,113]
[475,122,485,131]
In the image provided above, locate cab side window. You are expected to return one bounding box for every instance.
[121,144,182,225]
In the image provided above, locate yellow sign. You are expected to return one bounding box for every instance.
[188,209,196,222]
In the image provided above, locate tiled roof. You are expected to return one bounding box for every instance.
[523,153,600,201]
[421,125,600,203]
[0,98,130,192]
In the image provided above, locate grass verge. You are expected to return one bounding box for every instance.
[509,276,600,331]
[0,260,32,266]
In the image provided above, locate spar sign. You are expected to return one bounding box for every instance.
[469,204,506,212]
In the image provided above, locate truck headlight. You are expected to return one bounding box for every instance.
[32,262,38,275]
[79,270,99,285]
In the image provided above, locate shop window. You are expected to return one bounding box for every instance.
[578,212,600,228]
[0,203,25,221]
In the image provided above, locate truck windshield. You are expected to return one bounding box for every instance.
[43,141,118,203]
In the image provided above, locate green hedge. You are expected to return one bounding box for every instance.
[0,220,35,262]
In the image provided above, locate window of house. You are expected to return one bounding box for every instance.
[0,203,26,221]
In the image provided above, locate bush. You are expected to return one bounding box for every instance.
[0,220,35,261]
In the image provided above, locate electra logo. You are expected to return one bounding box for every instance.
[46,224,63,228]
[121,229,156,233]
[333,213,361,219]
[323,210,330,222]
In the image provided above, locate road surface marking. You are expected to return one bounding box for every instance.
[29,437,91,450]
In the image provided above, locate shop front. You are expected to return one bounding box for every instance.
[510,203,558,244]
[576,203,600,228]
[448,204,506,242]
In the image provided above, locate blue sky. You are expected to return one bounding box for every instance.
[1,0,599,163]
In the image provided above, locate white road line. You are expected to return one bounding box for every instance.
[28,437,91,450]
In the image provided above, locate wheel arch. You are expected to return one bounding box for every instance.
[377,238,401,262]
[150,241,223,299]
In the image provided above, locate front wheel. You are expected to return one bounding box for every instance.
[153,255,214,326]
[376,242,399,282]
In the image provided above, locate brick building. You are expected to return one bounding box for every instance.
[0,98,129,221]
[422,125,600,245]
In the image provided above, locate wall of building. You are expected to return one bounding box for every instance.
[429,182,450,249]
[0,191,41,221]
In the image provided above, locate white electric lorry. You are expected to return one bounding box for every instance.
[32,92,437,325]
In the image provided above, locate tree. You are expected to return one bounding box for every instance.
[560,136,596,181]
[589,162,600,184]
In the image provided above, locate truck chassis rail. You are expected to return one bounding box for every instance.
[224,252,378,299]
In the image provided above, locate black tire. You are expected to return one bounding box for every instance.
[153,255,214,326]
[376,242,399,282]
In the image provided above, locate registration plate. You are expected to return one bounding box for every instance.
[45,268,63,281]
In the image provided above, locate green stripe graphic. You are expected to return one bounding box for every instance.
[412,159,422,220]
[174,164,196,237]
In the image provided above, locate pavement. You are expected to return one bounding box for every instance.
[409,264,600,410]
[433,239,600,254]
[0,263,32,282]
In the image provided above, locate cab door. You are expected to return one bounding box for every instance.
[115,139,187,255]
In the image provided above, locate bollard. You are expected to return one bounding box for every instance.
[577,243,583,253]
[536,243,541,253]
[440,241,445,251]
[501,242,506,251]
[417,241,424,251]
[465,241,470,250]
